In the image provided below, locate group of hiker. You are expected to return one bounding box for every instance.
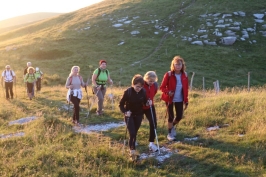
[1,62,43,100]
[65,56,189,159]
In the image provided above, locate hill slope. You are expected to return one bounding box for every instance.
[0,0,266,88]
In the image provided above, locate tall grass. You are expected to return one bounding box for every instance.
[0,84,265,176]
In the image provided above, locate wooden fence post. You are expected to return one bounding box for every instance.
[190,72,195,91]
[248,72,250,92]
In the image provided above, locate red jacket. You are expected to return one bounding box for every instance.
[143,81,157,110]
[160,71,189,104]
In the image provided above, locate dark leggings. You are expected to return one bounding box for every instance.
[144,105,157,142]
[70,95,81,123]
[5,82,14,99]
[36,78,41,91]
[27,83,34,93]
[167,102,183,123]
[125,114,143,150]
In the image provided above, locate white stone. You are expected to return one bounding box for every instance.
[154,32,159,35]
[255,19,264,23]
[164,27,169,32]
[197,29,207,33]
[191,41,203,45]
[206,22,213,27]
[112,24,123,27]
[207,126,219,131]
[238,11,246,17]
[228,26,240,31]
[124,20,132,24]
[215,25,226,28]
[188,37,192,41]
[118,41,125,45]
[233,22,242,26]
[222,14,232,18]
[200,34,208,38]
[131,30,140,35]
[218,19,224,24]
[233,12,239,15]
[242,34,249,39]
[240,38,246,41]
[253,14,264,19]
[84,27,90,30]
[252,40,257,43]
[200,14,208,18]
[9,116,38,125]
[133,16,140,19]
[221,37,237,45]
[247,28,255,32]
[203,40,217,45]
[212,13,221,17]
[262,24,266,29]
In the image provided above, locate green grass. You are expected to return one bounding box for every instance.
[0,0,266,176]
[0,85,266,176]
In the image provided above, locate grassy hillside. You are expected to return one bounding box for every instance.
[0,85,265,176]
[0,0,266,89]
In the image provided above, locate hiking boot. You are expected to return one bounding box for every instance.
[167,133,176,141]
[171,127,177,136]
[149,143,158,152]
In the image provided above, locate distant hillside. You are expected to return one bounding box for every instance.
[0,12,63,29]
[0,0,266,88]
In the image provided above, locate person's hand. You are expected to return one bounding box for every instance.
[69,85,74,89]
[146,99,152,106]
[109,79,113,85]
[184,103,188,110]
[168,91,174,97]
[125,111,132,117]
[96,85,101,90]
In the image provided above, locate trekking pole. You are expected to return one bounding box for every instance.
[84,86,90,117]
[123,112,130,154]
[86,89,99,118]
[111,85,114,110]
[149,100,160,154]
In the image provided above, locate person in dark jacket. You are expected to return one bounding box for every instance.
[119,74,151,158]
[160,56,189,141]
[143,71,159,152]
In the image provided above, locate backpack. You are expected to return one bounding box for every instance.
[69,75,82,85]
[25,73,35,80]
[4,70,13,77]
[95,68,109,82]
[126,87,147,98]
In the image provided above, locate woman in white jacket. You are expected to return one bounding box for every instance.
[65,66,86,124]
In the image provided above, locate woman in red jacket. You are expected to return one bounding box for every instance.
[160,56,189,141]
[143,71,159,152]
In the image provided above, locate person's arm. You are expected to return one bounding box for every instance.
[160,72,170,93]
[65,77,73,89]
[107,71,113,85]
[119,90,128,114]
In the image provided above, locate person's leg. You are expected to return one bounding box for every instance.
[144,108,156,143]
[167,102,174,133]
[71,95,80,123]
[27,83,33,99]
[126,116,136,150]
[5,82,10,99]
[173,102,183,126]
[132,115,143,149]
[10,82,14,99]
[96,86,106,114]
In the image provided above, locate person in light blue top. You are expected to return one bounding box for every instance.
[172,73,183,103]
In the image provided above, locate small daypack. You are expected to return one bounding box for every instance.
[4,70,14,77]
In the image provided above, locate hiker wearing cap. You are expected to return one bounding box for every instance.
[65,66,86,125]
[143,71,159,152]
[91,60,113,115]
[1,65,16,100]
[24,67,36,100]
[24,62,35,96]
[119,74,151,160]
[160,56,189,141]
[35,67,43,91]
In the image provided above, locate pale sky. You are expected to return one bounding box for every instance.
[0,0,103,21]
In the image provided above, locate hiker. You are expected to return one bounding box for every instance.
[24,67,36,100]
[143,71,159,152]
[1,65,16,100]
[160,56,189,141]
[91,60,113,115]
[35,67,43,91]
[119,74,151,159]
[24,62,35,96]
[65,66,86,125]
